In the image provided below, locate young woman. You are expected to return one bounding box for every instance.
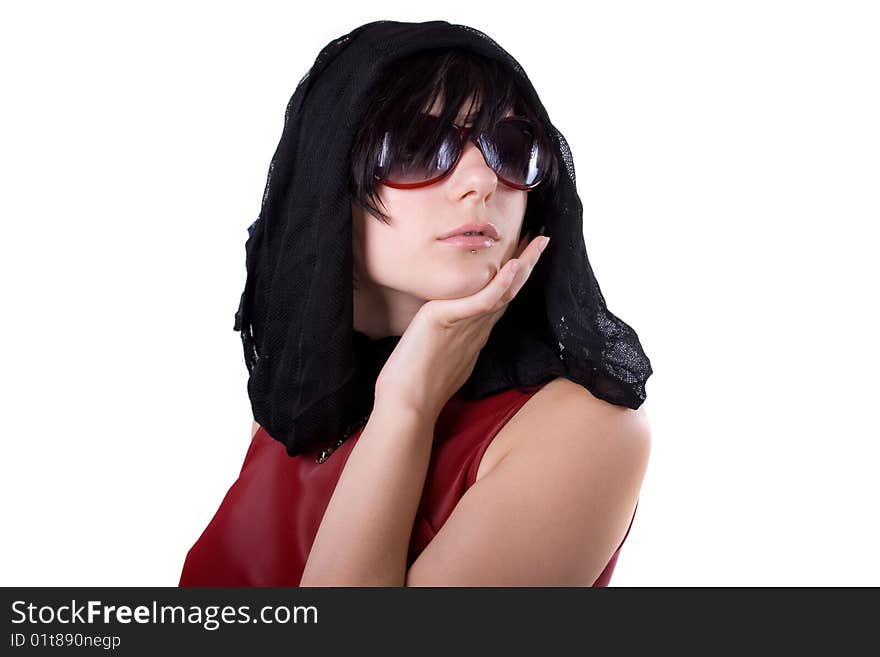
[180,20,654,587]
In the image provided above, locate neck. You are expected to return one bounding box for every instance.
[353,279,424,339]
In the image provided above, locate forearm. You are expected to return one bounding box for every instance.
[299,400,435,586]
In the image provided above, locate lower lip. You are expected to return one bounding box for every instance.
[438,235,497,249]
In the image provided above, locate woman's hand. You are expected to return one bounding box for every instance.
[373,232,550,424]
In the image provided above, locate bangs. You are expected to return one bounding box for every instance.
[350,48,559,224]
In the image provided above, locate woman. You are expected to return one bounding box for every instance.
[180,19,653,587]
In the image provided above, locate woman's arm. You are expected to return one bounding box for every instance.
[298,400,435,587]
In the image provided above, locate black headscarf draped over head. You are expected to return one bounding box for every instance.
[234,19,653,457]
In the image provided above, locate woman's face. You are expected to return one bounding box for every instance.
[352,95,529,307]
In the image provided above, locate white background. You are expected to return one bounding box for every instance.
[2,1,878,586]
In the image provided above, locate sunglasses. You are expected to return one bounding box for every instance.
[373,115,551,191]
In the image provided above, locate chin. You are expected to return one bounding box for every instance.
[421,263,497,300]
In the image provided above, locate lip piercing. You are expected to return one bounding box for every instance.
[470,249,477,254]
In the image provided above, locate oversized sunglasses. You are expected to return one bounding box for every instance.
[373,115,551,190]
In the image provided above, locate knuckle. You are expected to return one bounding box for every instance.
[424,302,447,326]
[436,312,455,329]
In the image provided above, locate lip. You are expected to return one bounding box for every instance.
[437,222,500,242]
[438,234,497,249]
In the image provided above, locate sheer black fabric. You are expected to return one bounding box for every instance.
[233,20,653,457]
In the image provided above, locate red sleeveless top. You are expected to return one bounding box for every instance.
[179,382,637,587]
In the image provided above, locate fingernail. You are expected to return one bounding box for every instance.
[539,236,550,252]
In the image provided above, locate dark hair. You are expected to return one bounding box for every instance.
[349,48,561,234]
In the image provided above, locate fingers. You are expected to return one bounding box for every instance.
[499,235,549,304]
[514,231,533,259]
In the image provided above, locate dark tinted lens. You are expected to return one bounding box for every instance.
[481,119,548,187]
[376,115,461,184]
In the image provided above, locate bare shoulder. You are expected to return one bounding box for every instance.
[537,376,650,435]
[251,420,261,439]
[477,377,651,483]
[409,378,651,585]
[530,377,650,451]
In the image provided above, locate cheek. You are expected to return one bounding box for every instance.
[359,215,432,291]
[359,193,429,285]
[360,226,406,284]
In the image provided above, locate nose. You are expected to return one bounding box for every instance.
[446,140,498,201]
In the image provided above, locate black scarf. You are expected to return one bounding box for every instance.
[234,19,653,457]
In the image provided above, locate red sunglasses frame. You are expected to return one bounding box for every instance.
[372,117,547,191]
